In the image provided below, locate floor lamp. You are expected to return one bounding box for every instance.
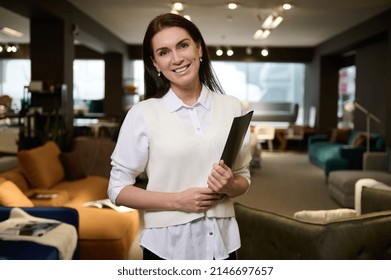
[352,101,381,152]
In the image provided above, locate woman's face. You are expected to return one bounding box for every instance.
[151,26,202,90]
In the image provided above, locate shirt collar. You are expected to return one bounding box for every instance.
[163,85,212,112]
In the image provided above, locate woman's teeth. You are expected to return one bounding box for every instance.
[174,66,188,73]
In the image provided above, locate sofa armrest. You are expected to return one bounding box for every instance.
[363,151,387,171]
[361,187,391,214]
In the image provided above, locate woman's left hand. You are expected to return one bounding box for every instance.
[207,160,249,198]
[207,160,234,196]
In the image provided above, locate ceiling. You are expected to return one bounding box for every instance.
[1,0,391,48]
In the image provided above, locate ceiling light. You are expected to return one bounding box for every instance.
[282,3,294,10]
[0,45,3,53]
[0,27,23,37]
[262,14,283,29]
[6,44,17,53]
[173,2,184,11]
[261,48,269,56]
[226,48,234,56]
[253,29,271,39]
[227,2,238,10]
[216,48,223,56]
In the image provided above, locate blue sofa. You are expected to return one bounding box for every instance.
[0,206,79,260]
[308,130,385,178]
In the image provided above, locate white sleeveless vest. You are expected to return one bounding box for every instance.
[140,92,243,228]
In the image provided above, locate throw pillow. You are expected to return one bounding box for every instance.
[293,208,358,223]
[0,179,34,207]
[59,152,87,181]
[352,133,367,147]
[17,141,65,189]
[329,128,351,144]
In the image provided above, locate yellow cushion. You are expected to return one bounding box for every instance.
[0,178,34,207]
[17,141,65,189]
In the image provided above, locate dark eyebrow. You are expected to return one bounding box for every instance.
[154,38,191,54]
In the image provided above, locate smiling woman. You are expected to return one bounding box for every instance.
[108,13,252,260]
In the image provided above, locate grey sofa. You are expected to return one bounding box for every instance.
[328,151,391,207]
[249,102,298,123]
[234,199,391,259]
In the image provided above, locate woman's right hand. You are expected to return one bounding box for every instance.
[175,187,222,213]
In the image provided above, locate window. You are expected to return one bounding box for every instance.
[129,60,305,123]
[0,59,31,111]
[73,59,105,100]
[212,61,305,103]
[338,65,356,128]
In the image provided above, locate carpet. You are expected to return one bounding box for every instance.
[233,151,340,217]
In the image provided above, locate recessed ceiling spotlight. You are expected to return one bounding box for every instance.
[261,48,269,57]
[173,2,184,11]
[282,3,294,10]
[227,2,238,10]
[227,48,234,56]
[216,48,223,56]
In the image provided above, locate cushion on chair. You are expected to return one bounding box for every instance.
[59,152,87,181]
[17,141,65,189]
[293,208,358,223]
[0,178,34,207]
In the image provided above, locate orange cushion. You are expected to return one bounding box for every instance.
[0,178,34,207]
[17,141,65,189]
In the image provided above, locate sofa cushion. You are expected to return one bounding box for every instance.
[0,178,34,207]
[293,208,358,223]
[59,152,87,181]
[17,141,65,189]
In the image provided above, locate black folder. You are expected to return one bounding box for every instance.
[221,110,254,168]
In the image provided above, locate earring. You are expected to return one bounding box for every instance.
[157,71,161,77]
[200,57,203,62]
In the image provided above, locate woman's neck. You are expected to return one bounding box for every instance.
[171,82,202,106]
